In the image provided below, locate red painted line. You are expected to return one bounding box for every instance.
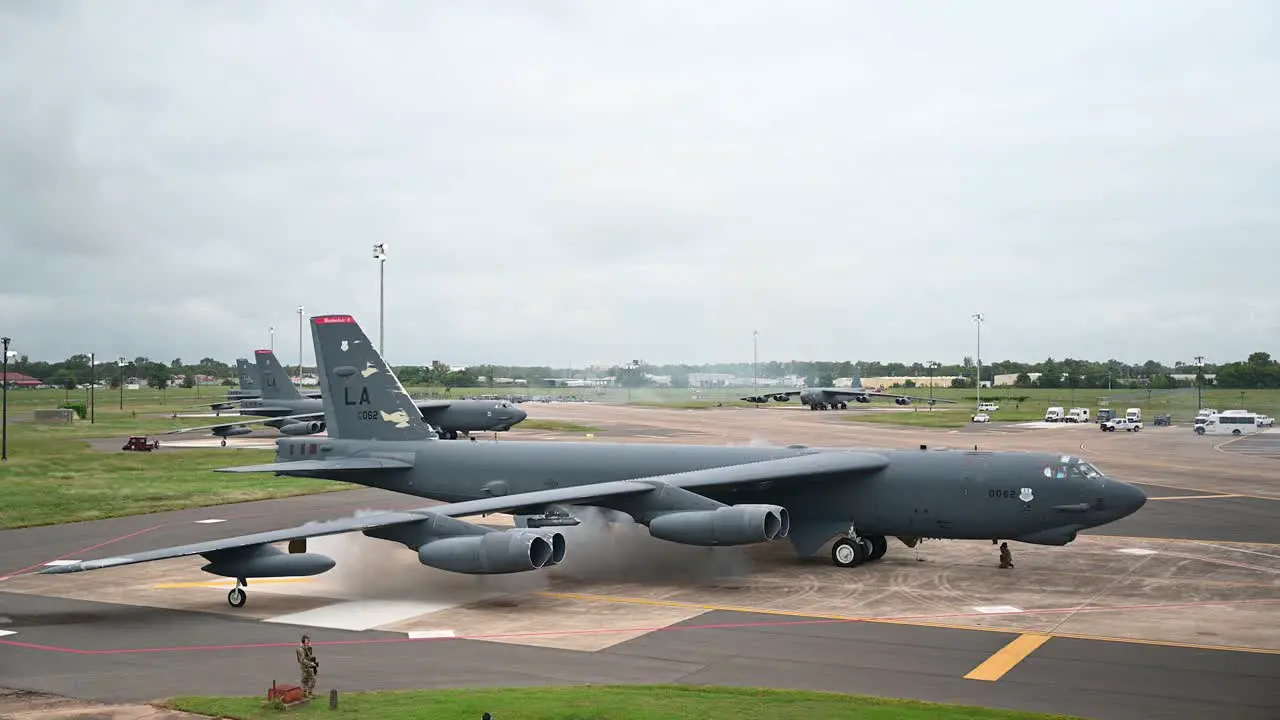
[2,524,166,578]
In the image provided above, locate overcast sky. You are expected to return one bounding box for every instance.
[2,1,1276,370]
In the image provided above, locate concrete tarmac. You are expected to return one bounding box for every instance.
[1,403,1277,719]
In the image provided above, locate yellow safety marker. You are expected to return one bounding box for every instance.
[964,633,1052,681]
[1147,494,1243,501]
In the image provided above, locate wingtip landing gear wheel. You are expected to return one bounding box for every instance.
[831,537,867,568]
[220,438,227,447]
[228,577,247,607]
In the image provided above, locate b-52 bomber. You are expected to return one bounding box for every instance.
[42,314,1148,609]
[205,358,320,412]
[166,349,527,445]
[743,367,957,410]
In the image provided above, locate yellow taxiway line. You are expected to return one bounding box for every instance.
[964,633,1052,681]
[1147,494,1244,501]
[537,591,1280,656]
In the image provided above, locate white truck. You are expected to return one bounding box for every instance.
[977,402,999,413]
[1044,406,1065,422]
[1067,407,1090,423]
[1125,407,1142,422]
[1102,417,1142,432]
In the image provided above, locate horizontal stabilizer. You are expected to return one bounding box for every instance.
[215,457,415,473]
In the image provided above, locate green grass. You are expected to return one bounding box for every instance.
[519,419,602,433]
[166,685,1089,720]
[0,402,340,530]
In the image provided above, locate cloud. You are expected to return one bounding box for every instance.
[1,0,1276,366]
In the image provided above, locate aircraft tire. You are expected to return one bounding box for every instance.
[228,587,246,608]
[831,538,866,568]
[220,438,227,446]
[866,535,887,561]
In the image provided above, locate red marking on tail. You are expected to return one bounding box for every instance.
[254,349,272,355]
[314,315,355,324]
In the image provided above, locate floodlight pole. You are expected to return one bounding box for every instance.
[270,326,275,352]
[1193,355,1205,409]
[118,358,125,410]
[373,244,387,359]
[972,314,984,409]
[2,336,10,461]
[89,352,95,424]
[297,306,305,383]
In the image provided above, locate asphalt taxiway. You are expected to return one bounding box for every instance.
[2,404,1277,719]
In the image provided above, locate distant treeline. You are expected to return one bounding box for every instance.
[6,352,1279,391]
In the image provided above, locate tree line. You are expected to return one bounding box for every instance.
[5,352,1278,391]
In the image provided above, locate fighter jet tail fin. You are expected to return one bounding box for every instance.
[236,359,259,392]
[310,314,435,442]
[255,349,304,400]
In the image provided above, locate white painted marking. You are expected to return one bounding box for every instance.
[195,519,226,524]
[0,630,15,638]
[406,629,456,639]
[42,560,78,567]
[1118,548,1159,555]
[973,605,1022,614]
[263,600,456,631]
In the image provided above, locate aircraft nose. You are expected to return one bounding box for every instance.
[1113,481,1147,517]
[511,408,528,423]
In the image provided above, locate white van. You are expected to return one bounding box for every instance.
[1194,412,1262,436]
[1045,406,1065,422]
[1125,407,1142,422]
[1067,407,1090,423]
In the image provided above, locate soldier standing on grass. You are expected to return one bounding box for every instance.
[297,635,318,697]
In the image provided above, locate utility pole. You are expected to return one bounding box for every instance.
[752,330,758,407]
[1194,355,1205,409]
[270,326,275,352]
[2,336,10,461]
[297,306,305,384]
[972,314,984,409]
[373,244,387,359]
[118,358,125,410]
[89,352,95,424]
[927,360,939,409]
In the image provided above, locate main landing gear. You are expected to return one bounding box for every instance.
[228,577,248,607]
[807,402,848,411]
[436,429,459,440]
[831,526,888,568]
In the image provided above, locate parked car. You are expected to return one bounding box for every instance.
[1153,414,1172,426]
[972,413,991,423]
[1102,418,1142,432]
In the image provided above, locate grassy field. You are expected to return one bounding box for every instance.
[519,418,602,433]
[167,685,1089,720]
[0,395,339,530]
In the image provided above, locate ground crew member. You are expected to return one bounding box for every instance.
[297,635,318,697]
[999,542,1014,569]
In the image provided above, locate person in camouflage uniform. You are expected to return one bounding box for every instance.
[296,635,318,697]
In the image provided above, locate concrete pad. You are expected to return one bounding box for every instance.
[264,600,460,631]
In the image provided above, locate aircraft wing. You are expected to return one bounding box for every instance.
[740,390,802,401]
[413,400,453,410]
[161,412,324,435]
[844,390,957,404]
[38,451,885,577]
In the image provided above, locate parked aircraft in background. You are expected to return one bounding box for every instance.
[743,367,957,410]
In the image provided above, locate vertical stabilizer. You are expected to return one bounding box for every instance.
[851,364,864,389]
[310,314,433,442]
[255,350,304,401]
[236,359,260,392]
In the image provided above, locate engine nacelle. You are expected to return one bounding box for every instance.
[855,396,872,403]
[279,421,325,436]
[417,530,559,574]
[200,543,335,579]
[646,505,788,546]
[772,394,791,402]
[895,397,911,405]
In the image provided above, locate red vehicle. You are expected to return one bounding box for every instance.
[122,436,160,452]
